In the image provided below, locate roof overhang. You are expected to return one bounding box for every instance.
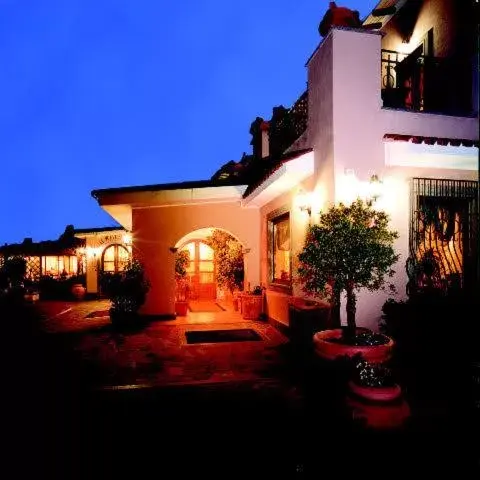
[363,0,409,30]
[384,136,479,171]
[242,150,314,207]
[93,185,248,230]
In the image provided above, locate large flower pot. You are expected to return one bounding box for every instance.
[345,395,410,429]
[242,294,263,320]
[175,301,189,317]
[348,381,402,402]
[313,329,394,363]
[71,284,86,301]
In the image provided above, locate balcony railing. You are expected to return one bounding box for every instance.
[381,49,473,116]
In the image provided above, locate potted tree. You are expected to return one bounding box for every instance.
[175,250,190,316]
[101,260,150,329]
[297,199,399,363]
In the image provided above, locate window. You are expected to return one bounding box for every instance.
[269,211,291,286]
[101,244,130,273]
[41,255,78,277]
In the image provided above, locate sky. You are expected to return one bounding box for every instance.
[0,0,372,244]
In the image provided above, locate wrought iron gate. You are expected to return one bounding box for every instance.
[408,178,478,295]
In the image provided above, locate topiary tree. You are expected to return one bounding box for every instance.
[297,199,399,337]
[206,230,244,295]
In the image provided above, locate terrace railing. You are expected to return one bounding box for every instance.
[381,49,473,116]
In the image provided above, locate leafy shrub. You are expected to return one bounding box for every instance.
[101,260,150,314]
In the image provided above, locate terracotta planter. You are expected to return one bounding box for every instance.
[346,395,410,429]
[175,301,189,316]
[71,284,86,301]
[313,329,394,363]
[242,294,263,320]
[348,381,402,402]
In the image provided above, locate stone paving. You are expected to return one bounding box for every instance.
[37,300,297,393]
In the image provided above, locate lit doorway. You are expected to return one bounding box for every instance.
[181,240,216,300]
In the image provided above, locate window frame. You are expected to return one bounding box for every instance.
[267,206,292,292]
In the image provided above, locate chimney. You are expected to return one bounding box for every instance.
[260,121,270,158]
[249,117,270,159]
[23,238,33,244]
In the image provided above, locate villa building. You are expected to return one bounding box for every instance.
[0,226,132,295]
[89,0,478,330]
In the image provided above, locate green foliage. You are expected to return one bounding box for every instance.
[100,260,150,314]
[175,250,190,279]
[1,256,27,287]
[205,230,244,294]
[297,199,399,331]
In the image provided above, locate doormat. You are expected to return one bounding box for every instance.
[185,329,262,344]
[188,301,225,313]
[85,310,110,318]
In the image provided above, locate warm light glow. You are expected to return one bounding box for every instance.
[122,233,132,245]
[86,246,100,258]
[296,189,313,215]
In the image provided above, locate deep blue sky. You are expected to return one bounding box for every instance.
[0,0,372,244]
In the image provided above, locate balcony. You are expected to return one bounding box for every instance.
[381,49,474,117]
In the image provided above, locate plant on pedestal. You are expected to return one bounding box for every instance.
[297,199,399,362]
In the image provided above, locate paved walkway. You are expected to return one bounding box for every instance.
[37,300,296,393]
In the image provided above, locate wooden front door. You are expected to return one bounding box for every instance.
[181,241,216,300]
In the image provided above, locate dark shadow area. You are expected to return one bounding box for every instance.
[1,296,479,479]
[185,328,262,344]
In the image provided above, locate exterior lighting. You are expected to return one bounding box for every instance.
[297,190,313,216]
[123,233,132,246]
[367,174,383,204]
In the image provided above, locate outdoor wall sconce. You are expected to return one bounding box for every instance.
[367,173,383,204]
[122,233,132,246]
[297,190,313,216]
[169,247,178,253]
[86,246,100,258]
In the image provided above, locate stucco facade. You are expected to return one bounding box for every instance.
[93,0,479,331]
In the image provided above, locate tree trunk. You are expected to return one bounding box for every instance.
[330,291,341,328]
[345,282,356,338]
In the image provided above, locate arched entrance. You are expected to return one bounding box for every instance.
[180,240,216,300]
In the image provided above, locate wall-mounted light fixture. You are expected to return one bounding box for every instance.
[297,189,313,216]
[122,233,132,246]
[86,246,100,258]
[367,173,383,205]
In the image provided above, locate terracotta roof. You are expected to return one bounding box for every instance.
[0,237,85,257]
[383,134,479,148]
[242,148,314,198]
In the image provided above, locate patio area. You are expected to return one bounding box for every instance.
[37,299,295,391]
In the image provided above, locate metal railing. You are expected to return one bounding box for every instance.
[381,49,473,116]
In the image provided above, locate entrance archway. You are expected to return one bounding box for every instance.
[180,240,216,300]
[175,227,246,304]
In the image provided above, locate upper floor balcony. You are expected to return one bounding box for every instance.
[381,49,476,117]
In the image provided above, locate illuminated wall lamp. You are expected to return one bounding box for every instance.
[367,174,383,205]
[297,190,312,216]
[123,233,132,246]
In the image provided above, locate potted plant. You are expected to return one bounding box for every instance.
[70,274,87,300]
[297,199,399,363]
[175,250,190,316]
[100,260,150,329]
[348,357,401,402]
[205,230,244,307]
[241,285,264,320]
